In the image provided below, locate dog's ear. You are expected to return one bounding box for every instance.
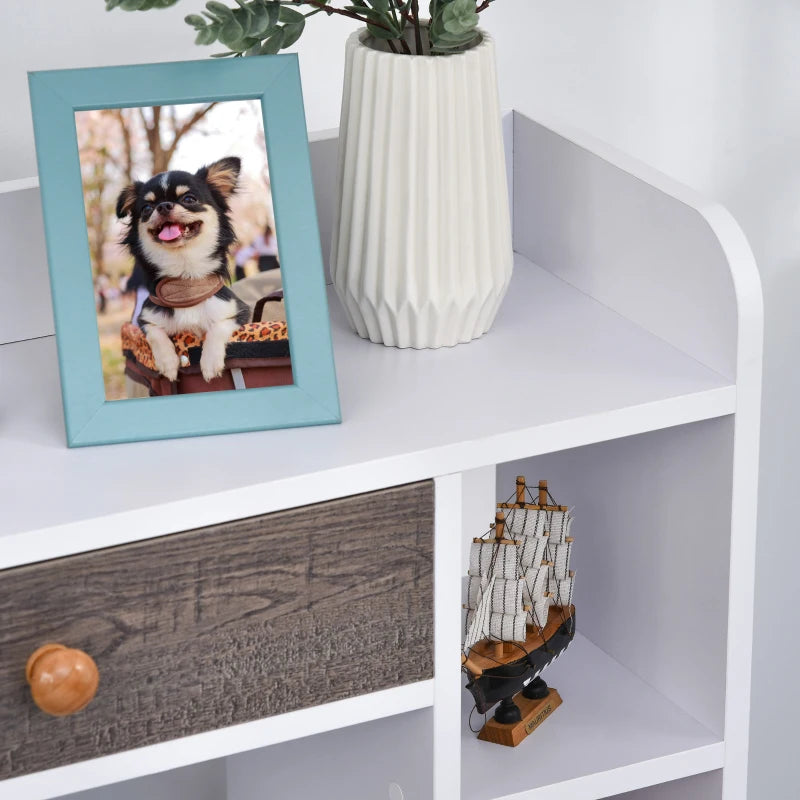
[116,182,142,218]
[198,157,241,199]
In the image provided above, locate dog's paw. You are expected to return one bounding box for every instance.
[144,325,181,382]
[154,349,181,382]
[200,351,225,383]
[200,320,238,383]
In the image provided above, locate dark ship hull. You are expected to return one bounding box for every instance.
[465,612,576,714]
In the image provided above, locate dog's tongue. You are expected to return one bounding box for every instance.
[158,224,182,242]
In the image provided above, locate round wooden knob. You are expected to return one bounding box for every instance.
[26,644,99,716]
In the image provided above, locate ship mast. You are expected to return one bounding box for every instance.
[516,475,526,505]
[494,510,506,540]
[492,511,507,660]
[538,479,548,506]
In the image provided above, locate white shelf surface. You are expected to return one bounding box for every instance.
[461,635,724,800]
[0,255,735,568]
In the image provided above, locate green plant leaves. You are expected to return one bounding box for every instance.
[106,0,180,9]
[429,0,479,53]
[278,5,305,22]
[219,17,245,47]
[110,0,484,57]
[177,0,307,55]
[205,0,233,18]
[247,2,273,35]
[259,25,285,53]
[443,0,478,33]
[195,26,219,44]
[345,0,403,41]
[281,20,305,47]
[277,4,305,45]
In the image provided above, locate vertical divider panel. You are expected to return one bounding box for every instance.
[510,111,739,380]
[434,473,463,800]
[721,220,763,800]
[460,465,497,574]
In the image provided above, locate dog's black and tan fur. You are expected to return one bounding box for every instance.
[116,157,250,383]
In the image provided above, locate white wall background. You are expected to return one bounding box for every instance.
[3,1,797,797]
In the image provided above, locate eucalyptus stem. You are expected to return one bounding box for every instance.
[410,0,423,55]
[388,0,400,31]
[289,0,393,33]
[393,0,414,26]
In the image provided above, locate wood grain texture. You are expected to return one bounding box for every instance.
[0,481,433,779]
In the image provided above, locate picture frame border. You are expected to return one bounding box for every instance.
[28,55,341,447]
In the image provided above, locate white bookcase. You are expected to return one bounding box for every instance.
[0,111,762,800]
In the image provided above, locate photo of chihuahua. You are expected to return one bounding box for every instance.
[115,157,250,383]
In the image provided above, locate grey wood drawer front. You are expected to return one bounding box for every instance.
[0,481,434,779]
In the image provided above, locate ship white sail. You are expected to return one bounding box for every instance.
[467,575,526,612]
[531,597,551,630]
[518,533,549,572]
[483,610,528,642]
[465,606,530,645]
[551,576,574,607]
[466,540,529,644]
[504,506,546,537]
[524,562,553,631]
[469,540,520,580]
[545,509,573,544]
[523,564,550,607]
[464,575,495,652]
[463,479,576,658]
[549,541,572,581]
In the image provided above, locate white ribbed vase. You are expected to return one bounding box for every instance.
[330,29,513,349]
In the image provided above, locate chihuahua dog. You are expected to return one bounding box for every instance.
[116,157,249,383]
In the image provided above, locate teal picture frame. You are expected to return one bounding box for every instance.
[28,55,340,447]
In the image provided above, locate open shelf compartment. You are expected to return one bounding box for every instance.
[457,418,732,799]
[461,635,723,800]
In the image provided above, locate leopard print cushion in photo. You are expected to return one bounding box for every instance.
[121,321,289,372]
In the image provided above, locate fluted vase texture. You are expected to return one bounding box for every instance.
[330,29,513,349]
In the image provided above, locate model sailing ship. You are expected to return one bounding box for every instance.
[461,477,576,746]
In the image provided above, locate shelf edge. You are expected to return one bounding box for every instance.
[1,385,736,571]
[494,741,724,800]
[0,680,434,800]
